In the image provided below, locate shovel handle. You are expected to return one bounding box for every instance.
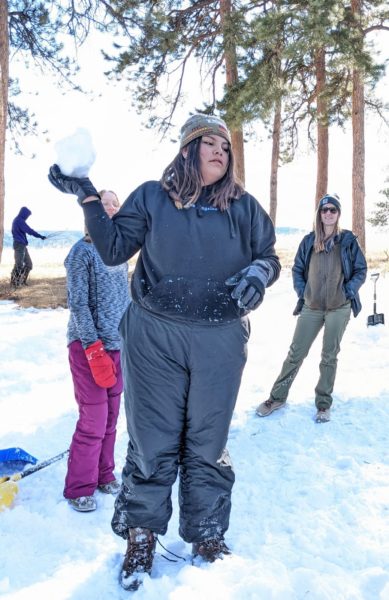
[0,450,69,484]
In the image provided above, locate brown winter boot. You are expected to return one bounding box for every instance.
[192,537,231,563]
[119,527,157,591]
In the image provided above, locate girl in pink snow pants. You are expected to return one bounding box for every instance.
[63,190,130,512]
[64,340,123,499]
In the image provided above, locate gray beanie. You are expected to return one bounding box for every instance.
[180,113,231,149]
[318,193,341,213]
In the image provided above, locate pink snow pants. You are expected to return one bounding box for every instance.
[64,340,123,499]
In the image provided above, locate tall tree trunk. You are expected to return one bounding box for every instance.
[220,0,245,185]
[0,0,9,263]
[269,99,281,225]
[351,0,365,252]
[315,47,328,206]
[352,68,365,252]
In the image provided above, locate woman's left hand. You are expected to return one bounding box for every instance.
[225,261,269,310]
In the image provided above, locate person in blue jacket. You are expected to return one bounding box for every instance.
[256,193,367,424]
[48,113,281,591]
[10,206,46,287]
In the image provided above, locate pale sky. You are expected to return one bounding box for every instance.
[4,29,389,237]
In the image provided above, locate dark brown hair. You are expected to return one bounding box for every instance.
[160,137,244,210]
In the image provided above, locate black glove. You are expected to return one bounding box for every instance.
[344,283,355,300]
[40,235,47,240]
[48,164,100,205]
[293,298,304,316]
[225,260,270,311]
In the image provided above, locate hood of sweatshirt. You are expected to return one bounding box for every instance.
[18,207,32,220]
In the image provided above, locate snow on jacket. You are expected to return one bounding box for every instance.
[292,230,367,317]
[12,207,45,245]
[83,180,281,324]
[65,238,130,350]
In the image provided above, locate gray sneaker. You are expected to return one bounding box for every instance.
[68,496,97,512]
[256,398,286,417]
[98,479,121,495]
[315,407,331,423]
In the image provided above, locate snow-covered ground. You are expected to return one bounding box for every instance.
[0,266,388,600]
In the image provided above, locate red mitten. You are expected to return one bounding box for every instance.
[84,340,117,388]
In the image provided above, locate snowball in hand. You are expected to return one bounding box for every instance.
[54,128,96,177]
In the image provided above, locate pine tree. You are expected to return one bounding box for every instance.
[0,0,111,261]
[367,186,389,228]
[216,0,388,229]
[101,1,251,182]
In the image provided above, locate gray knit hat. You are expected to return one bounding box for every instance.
[179,113,231,149]
[318,193,341,213]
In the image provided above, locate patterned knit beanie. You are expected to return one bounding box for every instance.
[179,114,231,149]
[318,193,341,213]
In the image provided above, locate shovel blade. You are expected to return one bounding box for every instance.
[0,480,19,511]
[367,313,385,326]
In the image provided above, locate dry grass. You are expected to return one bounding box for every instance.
[0,246,69,309]
[0,277,68,309]
[0,245,387,310]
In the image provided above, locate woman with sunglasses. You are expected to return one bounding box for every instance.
[256,193,367,423]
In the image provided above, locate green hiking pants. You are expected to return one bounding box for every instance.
[270,302,351,409]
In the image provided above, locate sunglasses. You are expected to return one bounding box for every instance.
[320,207,338,214]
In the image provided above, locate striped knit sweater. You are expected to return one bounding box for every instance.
[65,238,130,350]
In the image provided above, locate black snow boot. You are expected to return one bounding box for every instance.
[20,267,31,286]
[119,527,157,591]
[10,268,22,287]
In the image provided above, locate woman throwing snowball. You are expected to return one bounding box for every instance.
[49,113,280,591]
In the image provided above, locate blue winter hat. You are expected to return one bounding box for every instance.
[318,193,341,213]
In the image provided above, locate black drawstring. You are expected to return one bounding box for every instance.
[156,537,187,563]
[226,207,236,239]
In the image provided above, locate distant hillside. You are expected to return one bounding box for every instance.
[4,227,305,249]
[276,227,306,236]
